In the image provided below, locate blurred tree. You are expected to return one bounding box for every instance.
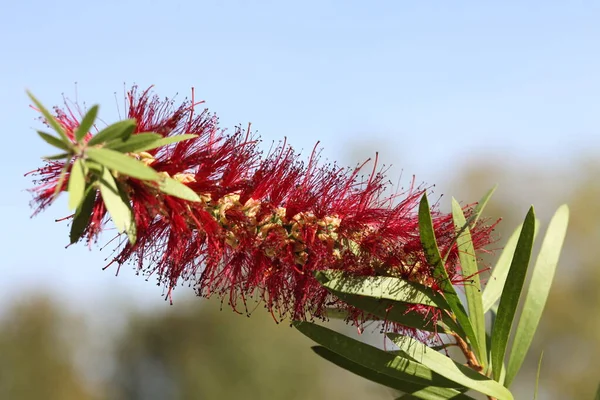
[109,297,390,400]
[0,296,97,400]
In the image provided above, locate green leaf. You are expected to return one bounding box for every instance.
[315,272,461,333]
[389,334,514,400]
[316,271,450,309]
[87,119,136,146]
[67,159,86,210]
[482,224,522,313]
[395,394,473,400]
[293,321,461,388]
[311,346,473,399]
[393,385,474,400]
[324,308,350,320]
[504,205,569,387]
[324,288,459,333]
[142,134,198,151]
[52,159,72,200]
[442,187,496,265]
[491,207,536,382]
[37,131,71,152]
[482,221,539,313]
[70,184,97,244]
[533,351,543,400]
[485,306,506,382]
[86,147,160,181]
[451,198,486,367]
[84,159,104,175]
[418,194,481,361]
[43,153,70,160]
[98,167,136,244]
[74,105,99,143]
[158,176,201,202]
[471,185,497,227]
[105,132,162,153]
[28,91,71,146]
[110,133,198,153]
[594,382,600,400]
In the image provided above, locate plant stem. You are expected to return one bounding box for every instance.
[452,333,483,372]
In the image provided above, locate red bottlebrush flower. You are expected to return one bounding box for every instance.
[27,86,497,334]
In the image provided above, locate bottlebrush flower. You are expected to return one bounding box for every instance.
[27,86,497,333]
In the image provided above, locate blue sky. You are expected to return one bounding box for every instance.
[1,1,599,313]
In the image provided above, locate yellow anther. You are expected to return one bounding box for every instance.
[136,151,156,166]
[294,251,308,266]
[242,198,262,219]
[264,247,277,258]
[293,242,305,252]
[225,231,239,249]
[275,207,286,219]
[216,193,241,222]
[259,222,281,237]
[173,173,196,183]
[324,215,342,228]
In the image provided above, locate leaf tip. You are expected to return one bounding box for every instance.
[291,321,303,329]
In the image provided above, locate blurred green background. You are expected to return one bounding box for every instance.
[2,156,598,399]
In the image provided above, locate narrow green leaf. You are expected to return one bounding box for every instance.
[393,384,475,399]
[425,344,449,352]
[37,131,71,152]
[144,133,199,151]
[105,132,162,153]
[594,382,600,400]
[74,105,99,143]
[52,159,72,200]
[504,205,569,387]
[395,394,473,400]
[28,91,71,145]
[158,176,201,202]
[483,224,522,313]
[99,167,136,244]
[324,308,350,320]
[486,311,495,375]
[293,321,461,388]
[43,153,70,160]
[533,351,543,400]
[485,305,506,383]
[316,271,450,309]
[122,133,198,153]
[395,388,474,399]
[86,147,160,181]
[70,184,97,244]
[67,159,86,210]
[491,207,536,382]
[84,159,104,175]
[442,187,496,265]
[452,198,486,366]
[315,270,461,333]
[482,221,539,313]
[419,194,481,360]
[312,346,472,400]
[389,334,514,400]
[322,286,460,333]
[471,185,497,227]
[87,119,136,146]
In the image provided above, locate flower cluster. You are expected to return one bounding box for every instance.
[27,86,496,330]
